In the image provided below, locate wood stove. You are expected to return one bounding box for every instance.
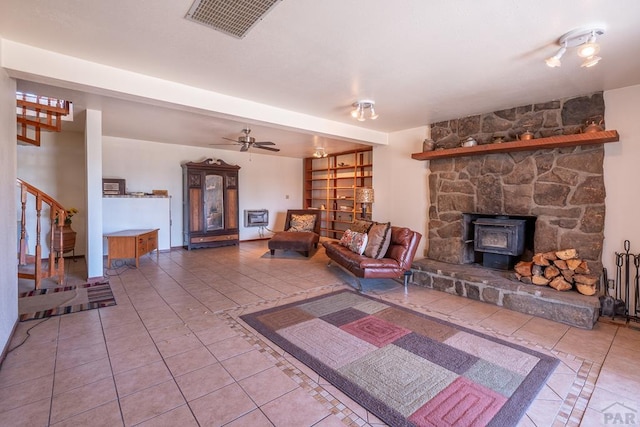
[473,217,526,270]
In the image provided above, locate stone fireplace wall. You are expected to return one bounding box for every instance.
[427,92,606,272]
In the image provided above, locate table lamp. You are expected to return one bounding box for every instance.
[355,188,374,219]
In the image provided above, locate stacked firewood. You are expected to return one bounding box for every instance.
[514,249,599,295]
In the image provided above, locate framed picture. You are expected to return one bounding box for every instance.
[103,178,125,195]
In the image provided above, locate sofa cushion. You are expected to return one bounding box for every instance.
[340,229,368,255]
[364,222,392,259]
[350,219,373,234]
[288,214,316,232]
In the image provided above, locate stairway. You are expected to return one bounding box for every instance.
[17,179,67,289]
[16,92,70,146]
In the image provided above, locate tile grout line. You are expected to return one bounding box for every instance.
[220,299,372,426]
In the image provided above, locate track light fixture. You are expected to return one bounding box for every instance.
[313,147,328,158]
[351,100,379,121]
[545,43,566,68]
[545,28,604,68]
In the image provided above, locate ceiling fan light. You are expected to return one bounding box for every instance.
[350,108,359,119]
[581,55,602,68]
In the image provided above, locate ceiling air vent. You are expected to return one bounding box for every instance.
[185,0,281,39]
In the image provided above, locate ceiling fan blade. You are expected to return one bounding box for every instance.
[253,141,275,146]
[209,143,240,146]
[255,145,280,152]
[222,137,241,143]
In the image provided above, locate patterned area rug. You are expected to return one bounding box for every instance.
[18,281,116,321]
[241,290,559,427]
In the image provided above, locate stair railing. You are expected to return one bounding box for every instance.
[17,178,66,289]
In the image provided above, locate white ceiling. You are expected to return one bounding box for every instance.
[2,0,640,158]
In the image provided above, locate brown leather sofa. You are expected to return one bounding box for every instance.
[323,226,422,292]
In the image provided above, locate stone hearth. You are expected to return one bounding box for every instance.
[411,259,599,329]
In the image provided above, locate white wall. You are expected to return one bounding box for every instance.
[0,56,17,356]
[85,109,104,279]
[103,197,171,251]
[102,136,303,245]
[373,126,428,259]
[603,85,640,288]
[17,131,87,258]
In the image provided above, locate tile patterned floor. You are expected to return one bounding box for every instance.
[2,240,639,426]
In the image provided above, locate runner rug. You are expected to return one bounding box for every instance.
[18,281,116,321]
[241,290,559,427]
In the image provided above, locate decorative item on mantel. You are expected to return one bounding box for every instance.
[492,136,505,144]
[461,137,477,147]
[518,130,535,141]
[411,130,620,161]
[583,118,604,133]
[422,138,435,151]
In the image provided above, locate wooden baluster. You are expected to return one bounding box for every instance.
[48,207,57,280]
[19,184,27,265]
[54,208,65,285]
[34,196,42,289]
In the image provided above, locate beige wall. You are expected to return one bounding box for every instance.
[603,85,640,302]
[0,50,17,355]
[17,131,87,257]
[373,126,429,259]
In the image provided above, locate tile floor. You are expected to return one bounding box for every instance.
[2,240,639,426]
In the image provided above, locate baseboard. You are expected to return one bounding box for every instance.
[0,317,18,368]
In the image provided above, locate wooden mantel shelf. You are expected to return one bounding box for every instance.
[411,130,619,161]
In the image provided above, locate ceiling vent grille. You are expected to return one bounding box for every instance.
[185,0,281,39]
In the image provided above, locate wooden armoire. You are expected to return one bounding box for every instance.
[182,158,240,249]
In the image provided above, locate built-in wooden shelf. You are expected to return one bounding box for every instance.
[411,130,620,161]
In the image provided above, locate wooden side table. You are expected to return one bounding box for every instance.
[104,229,159,268]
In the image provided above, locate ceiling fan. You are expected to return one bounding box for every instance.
[212,128,280,152]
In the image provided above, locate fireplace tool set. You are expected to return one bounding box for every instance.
[601,240,640,322]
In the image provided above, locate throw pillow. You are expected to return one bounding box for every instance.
[288,214,316,232]
[339,229,354,247]
[377,226,393,259]
[349,231,368,255]
[339,229,368,255]
[364,222,392,259]
[350,219,373,234]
